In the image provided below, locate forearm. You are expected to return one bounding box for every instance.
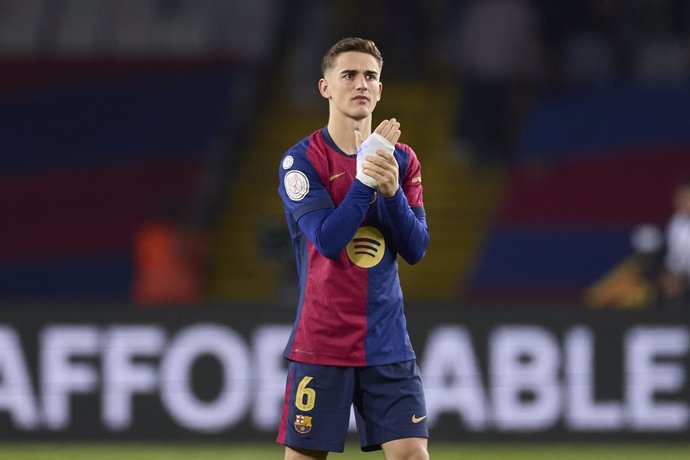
[297,180,375,259]
[383,188,429,264]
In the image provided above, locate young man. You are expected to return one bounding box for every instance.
[660,179,690,308]
[276,37,430,460]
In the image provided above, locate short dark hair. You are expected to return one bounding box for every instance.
[321,37,383,75]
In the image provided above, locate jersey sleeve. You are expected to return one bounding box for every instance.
[297,180,378,259]
[402,145,424,209]
[382,144,429,264]
[278,149,335,220]
[278,147,375,259]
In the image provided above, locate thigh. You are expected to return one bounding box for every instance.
[353,360,429,452]
[277,361,354,453]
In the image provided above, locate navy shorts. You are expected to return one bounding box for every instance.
[276,360,428,453]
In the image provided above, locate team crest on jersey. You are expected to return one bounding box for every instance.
[284,170,309,201]
[346,226,385,268]
[294,414,313,434]
[282,155,294,169]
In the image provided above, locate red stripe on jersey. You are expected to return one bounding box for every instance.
[288,242,368,366]
[399,144,424,208]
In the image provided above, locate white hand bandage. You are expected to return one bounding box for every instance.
[356,133,394,188]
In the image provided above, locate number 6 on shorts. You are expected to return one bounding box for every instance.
[295,376,316,411]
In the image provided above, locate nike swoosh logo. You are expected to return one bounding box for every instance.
[411,415,427,424]
[329,171,346,181]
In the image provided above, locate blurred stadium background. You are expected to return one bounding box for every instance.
[1,0,690,458]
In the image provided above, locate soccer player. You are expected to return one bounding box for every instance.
[276,37,430,460]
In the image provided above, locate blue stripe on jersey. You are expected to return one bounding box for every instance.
[364,250,415,365]
[293,196,334,220]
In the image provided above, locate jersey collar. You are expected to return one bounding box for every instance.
[320,127,355,158]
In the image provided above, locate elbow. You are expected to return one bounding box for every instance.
[320,247,342,260]
[404,249,426,265]
[311,229,343,259]
[310,225,347,259]
[313,240,342,260]
[404,232,429,265]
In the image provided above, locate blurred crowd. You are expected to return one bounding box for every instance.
[587,178,690,311]
[3,0,690,308]
[431,0,690,166]
[279,0,690,165]
[6,0,688,166]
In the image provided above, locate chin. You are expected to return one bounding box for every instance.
[347,108,372,120]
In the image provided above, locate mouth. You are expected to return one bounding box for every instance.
[352,95,370,102]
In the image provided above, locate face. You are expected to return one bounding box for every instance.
[319,51,382,121]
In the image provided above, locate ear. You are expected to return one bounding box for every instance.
[318,78,330,99]
[376,81,382,101]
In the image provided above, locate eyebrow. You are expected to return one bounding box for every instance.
[340,69,379,77]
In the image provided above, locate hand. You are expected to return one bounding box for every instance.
[362,147,399,197]
[374,118,401,146]
[355,130,378,188]
[355,118,402,193]
[361,118,400,196]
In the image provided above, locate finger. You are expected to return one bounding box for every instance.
[375,149,398,166]
[389,127,401,145]
[374,119,389,136]
[363,163,395,184]
[365,161,397,181]
[380,118,397,139]
[365,151,390,166]
[362,163,385,179]
[373,149,390,159]
[381,120,400,144]
[378,118,393,138]
[355,130,362,150]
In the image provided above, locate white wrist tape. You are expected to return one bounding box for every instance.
[356,133,394,188]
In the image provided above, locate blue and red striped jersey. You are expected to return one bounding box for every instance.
[277,128,428,366]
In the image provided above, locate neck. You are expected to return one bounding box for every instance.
[327,113,372,155]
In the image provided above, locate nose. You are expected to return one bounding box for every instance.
[354,74,368,90]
